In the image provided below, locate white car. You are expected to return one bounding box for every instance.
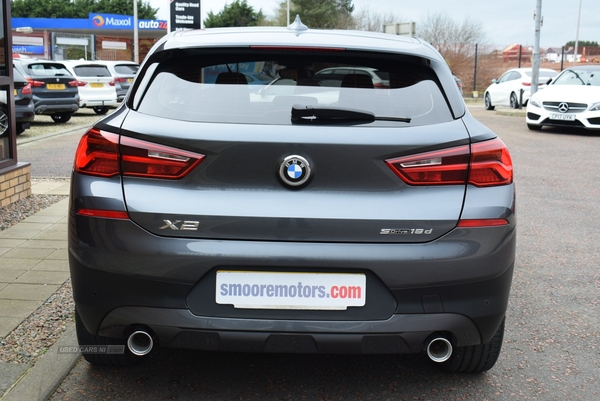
[484,68,557,110]
[62,60,118,115]
[95,60,139,102]
[526,65,600,131]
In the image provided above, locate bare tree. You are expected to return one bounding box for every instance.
[351,5,403,32]
[418,12,490,92]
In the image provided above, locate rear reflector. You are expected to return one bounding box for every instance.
[457,219,509,228]
[74,128,206,179]
[385,138,513,187]
[77,209,129,219]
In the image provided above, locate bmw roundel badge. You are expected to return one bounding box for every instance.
[279,155,311,187]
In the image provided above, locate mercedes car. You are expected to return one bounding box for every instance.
[69,18,516,373]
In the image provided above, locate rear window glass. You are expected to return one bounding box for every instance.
[135,49,453,127]
[26,63,72,77]
[114,64,139,74]
[72,65,112,77]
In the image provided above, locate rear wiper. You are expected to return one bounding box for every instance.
[291,105,411,125]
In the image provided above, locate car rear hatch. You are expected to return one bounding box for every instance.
[69,64,115,100]
[85,47,509,244]
[23,62,79,99]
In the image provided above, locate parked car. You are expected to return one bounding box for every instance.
[0,67,35,135]
[313,66,390,88]
[526,65,600,131]
[69,19,516,373]
[62,60,118,115]
[13,59,79,123]
[96,60,139,102]
[453,74,463,95]
[484,67,558,110]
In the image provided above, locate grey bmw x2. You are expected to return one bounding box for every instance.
[69,18,515,373]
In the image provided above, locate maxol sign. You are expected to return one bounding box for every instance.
[89,14,167,30]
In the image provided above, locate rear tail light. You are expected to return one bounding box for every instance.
[21,83,32,95]
[109,80,116,86]
[385,138,512,187]
[114,77,127,83]
[69,80,87,87]
[26,78,45,87]
[522,82,531,86]
[74,128,205,179]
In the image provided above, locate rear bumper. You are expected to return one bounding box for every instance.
[33,97,79,114]
[69,232,514,354]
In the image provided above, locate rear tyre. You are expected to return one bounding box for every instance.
[527,123,543,131]
[93,106,109,115]
[51,113,72,123]
[510,93,519,109]
[437,318,505,373]
[75,309,141,367]
[484,93,495,110]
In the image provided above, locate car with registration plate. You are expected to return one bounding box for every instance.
[526,65,600,131]
[13,59,79,123]
[0,67,35,135]
[96,60,139,102]
[69,18,516,373]
[62,60,118,115]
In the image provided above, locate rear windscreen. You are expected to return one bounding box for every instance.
[135,49,453,126]
[26,63,72,77]
[115,64,139,74]
[72,65,112,77]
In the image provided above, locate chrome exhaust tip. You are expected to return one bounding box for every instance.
[426,337,453,363]
[127,330,154,356]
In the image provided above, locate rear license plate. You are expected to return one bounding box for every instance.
[216,271,366,310]
[90,83,104,88]
[14,89,17,95]
[46,84,65,90]
[550,113,576,121]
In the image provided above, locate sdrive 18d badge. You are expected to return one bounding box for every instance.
[279,155,311,187]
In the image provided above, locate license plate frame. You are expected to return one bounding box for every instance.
[550,113,576,121]
[216,271,366,310]
[46,83,65,90]
[89,83,104,88]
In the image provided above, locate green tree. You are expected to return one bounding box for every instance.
[565,40,599,47]
[204,0,265,28]
[11,0,157,20]
[286,0,354,29]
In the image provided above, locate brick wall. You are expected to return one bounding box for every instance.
[0,163,32,207]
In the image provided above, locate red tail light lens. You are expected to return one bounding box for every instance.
[21,83,32,95]
[76,209,129,219]
[115,77,127,83]
[74,128,205,180]
[108,80,116,86]
[469,138,513,187]
[522,82,531,86]
[120,137,205,179]
[74,128,120,177]
[385,146,470,185]
[26,78,45,87]
[385,138,513,187]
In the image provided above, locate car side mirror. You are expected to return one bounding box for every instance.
[492,78,498,84]
[546,78,553,85]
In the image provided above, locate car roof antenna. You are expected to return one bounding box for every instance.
[287,15,308,35]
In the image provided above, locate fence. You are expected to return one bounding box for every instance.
[446,44,600,97]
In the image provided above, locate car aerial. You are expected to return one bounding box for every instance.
[69,18,516,373]
[0,67,35,135]
[484,67,558,110]
[526,65,600,131]
[96,60,139,102]
[13,59,79,123]
[62,60,118,115]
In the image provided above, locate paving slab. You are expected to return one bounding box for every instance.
[0,283,60,301]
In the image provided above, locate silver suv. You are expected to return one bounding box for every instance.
[69,19,516,373]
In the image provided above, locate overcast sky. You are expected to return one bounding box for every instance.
[151,0,599,49]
